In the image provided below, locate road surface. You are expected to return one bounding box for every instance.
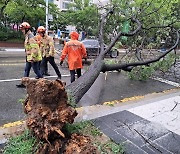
[0,49,179,126]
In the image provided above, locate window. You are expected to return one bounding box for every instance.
[62,2,70,9]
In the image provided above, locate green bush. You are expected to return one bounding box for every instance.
[0,31,9,41]
[0,25,23,41]
[128,53,179,81]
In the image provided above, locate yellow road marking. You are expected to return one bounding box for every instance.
[103,88,179,106]
[103,95,145,106]
[0,120,25,129]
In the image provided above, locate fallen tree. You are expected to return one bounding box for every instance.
[21,3,179,153]
[66,13,180,103]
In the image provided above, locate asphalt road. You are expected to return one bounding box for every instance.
[0,50,179,126]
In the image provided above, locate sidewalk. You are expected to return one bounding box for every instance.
[0,88,180,153]
[93,90,180,153]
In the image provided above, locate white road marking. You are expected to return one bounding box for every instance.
[0,60,25,63]
[0,75,71,83]
[4,49,25,52]
[0,64,24,66]
[152,76,180,87]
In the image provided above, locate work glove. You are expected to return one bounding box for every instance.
[60,61,63,66]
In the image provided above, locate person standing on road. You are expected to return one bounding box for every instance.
[37,26,61,79]
[60,31,87,83]
[16,22,43,88]
[34,33,50,76]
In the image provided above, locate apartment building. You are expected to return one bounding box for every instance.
[53,0,73,11]
[53,0,109,11]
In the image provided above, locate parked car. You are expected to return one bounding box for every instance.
[81,39,119,58]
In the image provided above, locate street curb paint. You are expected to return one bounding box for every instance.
[0,120,25,129]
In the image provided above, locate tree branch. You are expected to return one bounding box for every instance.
[102,29,179,72]
[99,8,115,52]
[142,20,178,30]
[102,18,142,56]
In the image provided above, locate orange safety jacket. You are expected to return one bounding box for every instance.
[60,39,87,70]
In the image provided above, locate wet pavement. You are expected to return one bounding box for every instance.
[0,88,179,153]
[93,92,180,154]
[94,110,180,154]
[0,46,180,153]
[1,48,178,125]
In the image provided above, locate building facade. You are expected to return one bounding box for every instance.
[53,0,109,11]
[54,0,74,11]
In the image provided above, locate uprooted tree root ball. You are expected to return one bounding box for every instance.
[22,78,98,154]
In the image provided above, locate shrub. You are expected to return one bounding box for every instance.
[0,25,23,41]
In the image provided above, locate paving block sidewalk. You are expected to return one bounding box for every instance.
[93,94,180,154]
[94,110,180,153]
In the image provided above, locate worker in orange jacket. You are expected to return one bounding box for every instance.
[60,31,87,83]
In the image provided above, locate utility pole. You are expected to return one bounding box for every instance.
[46,0,48,34]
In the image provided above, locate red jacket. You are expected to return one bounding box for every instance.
[60,39,87,70]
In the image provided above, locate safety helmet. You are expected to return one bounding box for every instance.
[37,26,46,33]
[19,22,31,30]
[70,31,79,40]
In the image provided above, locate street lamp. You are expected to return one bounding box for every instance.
[46,0,48,34]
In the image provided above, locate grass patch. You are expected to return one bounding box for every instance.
[3,130,38,154]
[64,120,125,153]
[3,121,124,154]
[17,98,25,104]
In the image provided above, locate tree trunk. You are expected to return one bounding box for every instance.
[66,55,104,103]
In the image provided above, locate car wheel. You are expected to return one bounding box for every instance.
[110,49,119,58]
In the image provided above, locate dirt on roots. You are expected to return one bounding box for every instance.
[22,78,98,154]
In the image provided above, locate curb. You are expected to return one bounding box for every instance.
[0,121,26,151]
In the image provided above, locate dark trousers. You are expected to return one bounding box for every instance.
[39,61,48,73]
[70,68,81,83]
[40,56,61,78]
[24,61,43,78]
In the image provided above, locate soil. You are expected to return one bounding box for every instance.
[22,78,98,154]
